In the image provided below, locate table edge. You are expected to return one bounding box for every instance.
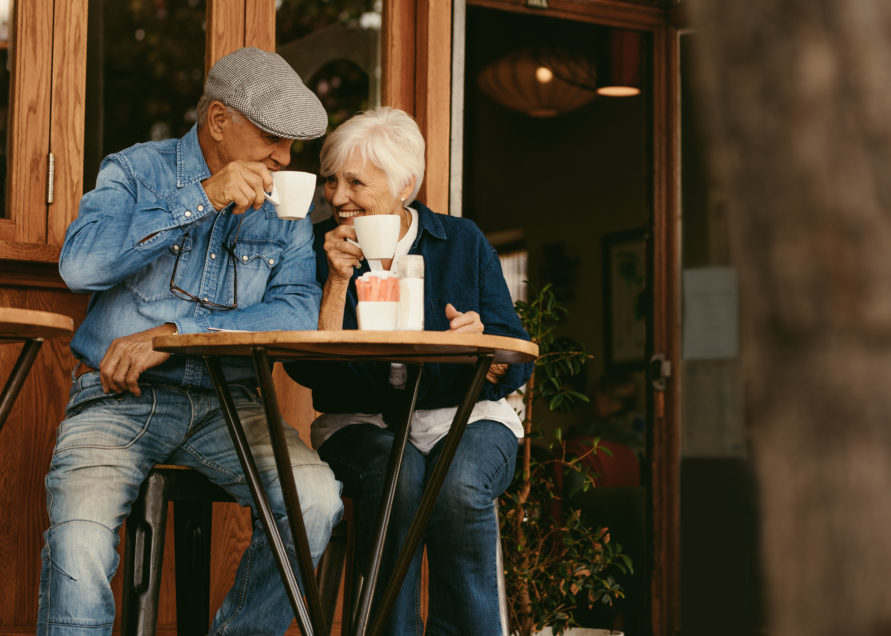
[153,330,539,361]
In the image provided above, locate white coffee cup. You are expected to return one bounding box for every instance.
[353,214,401,260]
[357,301,398,330]
[265,171,316,220]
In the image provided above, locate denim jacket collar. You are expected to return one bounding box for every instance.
[176,125,213,188]
[410,200,447,248]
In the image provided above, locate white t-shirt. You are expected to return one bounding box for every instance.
[309,208,524,454]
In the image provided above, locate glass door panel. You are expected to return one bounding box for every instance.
[275,0,381,218]
[462,6,653,633]
[83,0,207,193]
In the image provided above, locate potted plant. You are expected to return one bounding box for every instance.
[500,283,633,636]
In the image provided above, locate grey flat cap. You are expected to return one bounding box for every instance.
[205,47,327,140]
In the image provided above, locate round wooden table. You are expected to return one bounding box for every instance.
[0,308,74,431]
[154,330,537,636]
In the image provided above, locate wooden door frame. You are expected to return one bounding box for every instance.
[456,2,681,634]
[382,1,452,212]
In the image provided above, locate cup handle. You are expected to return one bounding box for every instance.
[264,183,280,205]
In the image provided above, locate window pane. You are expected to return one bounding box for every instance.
[83,0,206,192]
[275,0,381,177]
[1,0,11,219]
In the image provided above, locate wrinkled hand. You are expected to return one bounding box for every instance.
[99,324,176,396]
[323,224,364,282]
[201,160,272,214]
[444,304,507,383]
[486,362,509,384]
[445,303,484,333]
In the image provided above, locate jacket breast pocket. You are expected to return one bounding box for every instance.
[125,239,189,302]
[230,238,285,308]
[426,289,479,330]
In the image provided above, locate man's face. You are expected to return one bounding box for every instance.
[217,111,293,171]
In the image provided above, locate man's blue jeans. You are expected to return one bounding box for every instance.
[37,371,343,636]
[320,419,518,636]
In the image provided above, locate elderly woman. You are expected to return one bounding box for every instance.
[286,106,532,635]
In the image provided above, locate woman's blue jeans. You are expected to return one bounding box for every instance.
[36,371,343,636]
[320,419,518,636]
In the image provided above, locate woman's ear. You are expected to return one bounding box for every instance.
[206,101,229,141]
[399,176,416,202]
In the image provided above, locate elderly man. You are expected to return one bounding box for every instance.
[37,47,342,636]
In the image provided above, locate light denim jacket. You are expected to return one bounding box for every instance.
[60,125,321,389]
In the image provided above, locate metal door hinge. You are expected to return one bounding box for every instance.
[47,153,55,204]
[650,353,672,392]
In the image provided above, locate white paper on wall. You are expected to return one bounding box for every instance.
[682,266,739,360]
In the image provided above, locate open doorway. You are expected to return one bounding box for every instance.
[461,5,653,634]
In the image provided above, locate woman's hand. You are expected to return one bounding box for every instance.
[444,303,508,383]
[323,224,363,282]
[318,224,362,330]
[445,303,484,333]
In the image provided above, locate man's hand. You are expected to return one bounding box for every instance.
[201,160,272,214]
[99,323,176,396]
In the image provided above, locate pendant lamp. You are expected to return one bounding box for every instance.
[596,29,641,97]
[477,46,597,118]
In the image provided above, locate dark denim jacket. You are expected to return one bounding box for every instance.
[285,202,533,413]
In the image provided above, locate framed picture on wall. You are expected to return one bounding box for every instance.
[603,228,648,370]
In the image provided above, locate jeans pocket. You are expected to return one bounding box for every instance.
[56,388,155,452]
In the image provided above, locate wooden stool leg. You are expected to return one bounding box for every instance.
[317,520,347,629]
[342,497,361,630]
[173,498,214,636]
[122,471,169,636]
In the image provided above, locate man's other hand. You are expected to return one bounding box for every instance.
[99,323,176,396]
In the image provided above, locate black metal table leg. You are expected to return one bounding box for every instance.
[204,356,316,635]
[252,347,328,635]
[0,338,43,432]
[367,353,495,636]
[351,364,423,636]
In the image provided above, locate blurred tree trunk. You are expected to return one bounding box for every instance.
[688,2,891,635]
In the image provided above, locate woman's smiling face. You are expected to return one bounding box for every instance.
[324,150,406,225]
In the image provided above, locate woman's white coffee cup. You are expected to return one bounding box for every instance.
[357,301,398,330]
[353,214,401,260]
[265,171,316,220]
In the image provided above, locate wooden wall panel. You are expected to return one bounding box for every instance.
[48,0,89,247]
[0,287,87,629]
[414,0,452,213]
[382,0,452,213]
[245,0,276,51]
[206,0,247,69]
[7,0,53,245]
[382,0,417,114]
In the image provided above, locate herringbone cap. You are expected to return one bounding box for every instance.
[205,47,327,140]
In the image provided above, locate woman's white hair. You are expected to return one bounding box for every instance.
[320,107,425,204]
